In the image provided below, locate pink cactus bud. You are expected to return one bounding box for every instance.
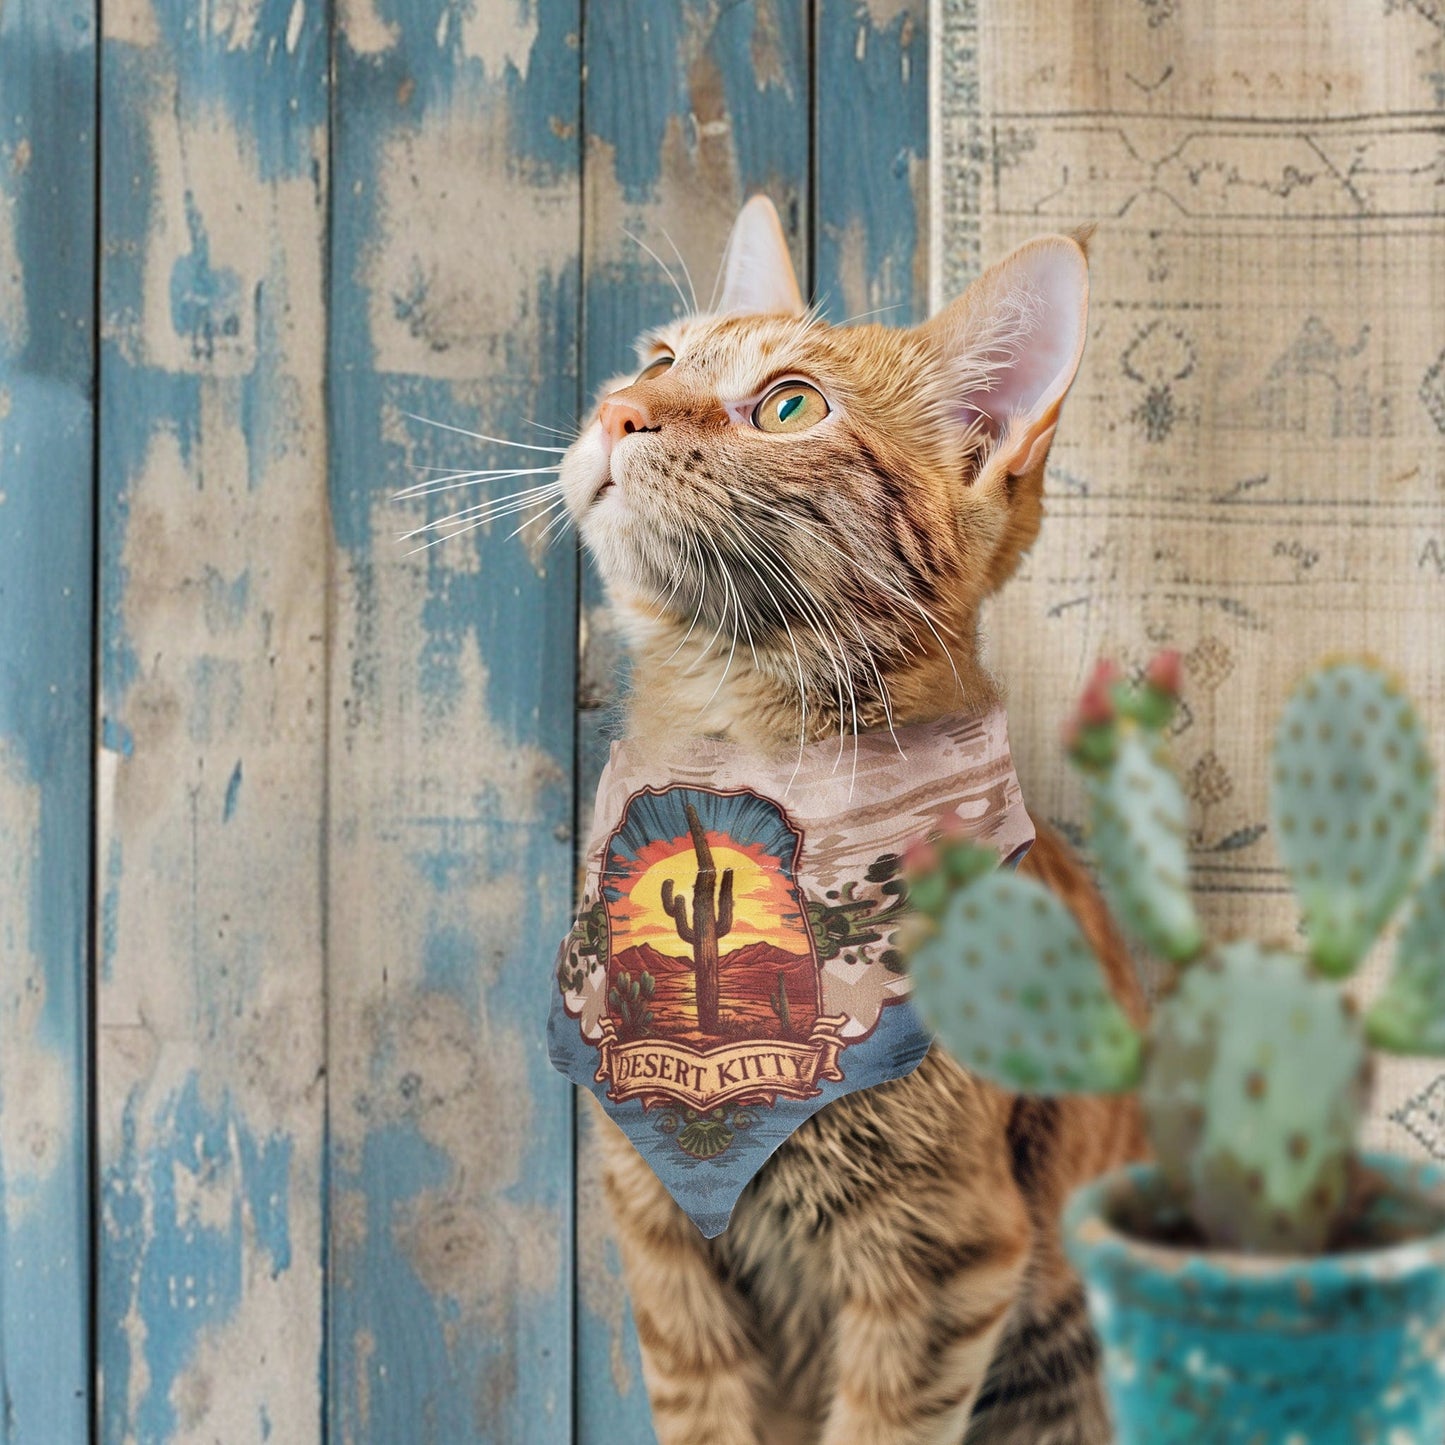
[1077,660,1121,726]
[903,838,939,876]
[1146,649,1183,697]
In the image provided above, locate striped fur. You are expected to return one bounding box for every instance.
[562,231,1147,1443]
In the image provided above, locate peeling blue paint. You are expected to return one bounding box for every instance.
[96,1,328,1437]
[0,1,96,1438]
[102,716,135,757]
[117,0,326,182]
[328,1,580,1439]
[102,1075,295,1445]
[815,0,928,324]
[170,193,246,362]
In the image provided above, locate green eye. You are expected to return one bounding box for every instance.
[753,381,829,433]
[636,355,674,382]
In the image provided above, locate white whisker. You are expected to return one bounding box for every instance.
[622,228,691,316]
[729,489,966,701]
[505,495,569,541]
[834,302,904,327]
[533,503,576,548]
[399,481,567,540]
[404,412,568,454]
[720,515,861,791]
[660,227,699,313]
[394,465,562,501]
[520,416,579,440]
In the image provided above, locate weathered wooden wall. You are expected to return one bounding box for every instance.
[0,2,926,1439]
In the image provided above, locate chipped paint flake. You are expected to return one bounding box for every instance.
[458,0,539,78]
[0,175,27,355]
[285,0,306,54]
[337,0,399,55]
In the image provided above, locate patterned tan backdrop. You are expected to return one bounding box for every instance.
[934,0,1445,1161]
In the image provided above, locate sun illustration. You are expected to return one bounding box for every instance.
[610,833,807,958]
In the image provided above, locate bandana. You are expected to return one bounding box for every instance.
[547,708,1034,1237]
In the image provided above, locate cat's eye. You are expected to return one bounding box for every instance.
[752,381,829,433]
[636,355,674,382]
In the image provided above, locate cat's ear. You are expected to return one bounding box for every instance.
[716,196,805,316]
[924,232,1089,481]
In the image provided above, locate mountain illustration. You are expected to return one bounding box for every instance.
[609,938,821,1046]
[612,941,693,977]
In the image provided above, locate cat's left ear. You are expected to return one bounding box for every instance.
[924,232,1089,483]
[716,196,805,316]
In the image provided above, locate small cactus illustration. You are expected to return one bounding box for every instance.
[608,968,655,1041]
[769,970,793,1037]
[906,655,1444,1253]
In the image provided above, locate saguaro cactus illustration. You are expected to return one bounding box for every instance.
[660,803,735,1033]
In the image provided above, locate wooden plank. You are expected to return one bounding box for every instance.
[95,2,329,1439]
[575,5,811,1440]
[325,3,581,1441]
[814,0,930,324]
[0,3,96,1439]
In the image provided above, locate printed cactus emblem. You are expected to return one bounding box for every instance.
[905,654,1445,1254]
[769,970,793,1037]
[608,968,656,1041]
[660,802,735,1034]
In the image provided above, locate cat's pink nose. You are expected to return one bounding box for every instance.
[598,394,657,455]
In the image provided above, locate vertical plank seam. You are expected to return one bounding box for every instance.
[571,3,591,1436]
[806,0,820,308]
[87,4,105,1438]
[320,0,337,1440]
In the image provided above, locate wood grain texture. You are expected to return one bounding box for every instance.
[576,4,811,1440]
[814,0,929,324]
[326,2,580,1440]
[96,1,329,1439]
[0,3,96,1439]
[0,5,931,1438]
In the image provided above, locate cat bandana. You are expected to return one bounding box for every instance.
[547,708,1034,1236]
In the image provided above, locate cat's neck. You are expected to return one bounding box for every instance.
[617,600,1001,758]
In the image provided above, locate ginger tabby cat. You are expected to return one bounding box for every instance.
[558,198,1147,1445]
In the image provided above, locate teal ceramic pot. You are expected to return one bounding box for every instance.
[1063,1155,1445,1444]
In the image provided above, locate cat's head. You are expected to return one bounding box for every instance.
[561,196,1089,745]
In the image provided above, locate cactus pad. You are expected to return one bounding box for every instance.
[1367,855,1445,1055]
[909,869,1142,1094]
[1084,727,1203,963]
[1271,660,1436,976]
[1141,941,1368,1253]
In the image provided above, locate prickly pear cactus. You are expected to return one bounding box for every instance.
[1085,728,1203,964]
[905,652,1444,1256]
[908,853,1142,1094]
[1367,856,1445,1055]
[1142,941,1368,1254]
[1068,657,1203,964]
[1271,661,1436,976]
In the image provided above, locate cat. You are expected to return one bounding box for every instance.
[557,197,1148,1445]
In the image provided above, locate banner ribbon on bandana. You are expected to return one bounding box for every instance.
[547,708,1035,1237]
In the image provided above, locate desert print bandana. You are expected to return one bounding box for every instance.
[548,708,1035,1237]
